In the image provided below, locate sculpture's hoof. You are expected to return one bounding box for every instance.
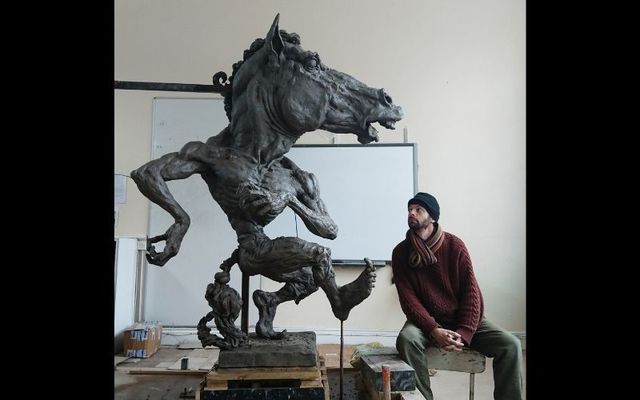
[256,325,287,340]
[331,258,376,321]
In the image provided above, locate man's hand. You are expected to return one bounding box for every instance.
[430,327,464,352]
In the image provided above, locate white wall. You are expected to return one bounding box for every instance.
[115,0,525,336]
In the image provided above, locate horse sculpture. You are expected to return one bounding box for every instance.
[131,14,403,350]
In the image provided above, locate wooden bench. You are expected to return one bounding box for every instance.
[425,346,486,400]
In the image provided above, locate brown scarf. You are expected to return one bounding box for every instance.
[408,223,444,268]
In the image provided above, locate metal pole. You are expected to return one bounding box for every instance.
[469,373,475,400]
[241,272,249,334]
[340,320,344,400]
[114,80,218,93]
[114,74,230,94]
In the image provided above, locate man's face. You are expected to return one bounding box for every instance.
[408,204,432,230]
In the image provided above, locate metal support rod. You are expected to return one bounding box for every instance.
[470,373,475,400]
[340,320,344,400]
[114,80,219,93]
[241,272,249,334]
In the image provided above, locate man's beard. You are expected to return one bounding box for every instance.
[408,219,428,230]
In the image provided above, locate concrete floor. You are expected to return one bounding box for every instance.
[115,347,526,400]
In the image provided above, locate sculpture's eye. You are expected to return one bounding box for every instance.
[304,57,318,71]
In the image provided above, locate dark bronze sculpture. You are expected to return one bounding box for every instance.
[131,14,403,349]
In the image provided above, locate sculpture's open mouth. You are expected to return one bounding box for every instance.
[360,116,402,144]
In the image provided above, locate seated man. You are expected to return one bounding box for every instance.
[392,192,523,400]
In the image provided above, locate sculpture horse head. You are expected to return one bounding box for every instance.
[221,14,403,161]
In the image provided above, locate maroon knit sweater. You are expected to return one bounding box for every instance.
[392,231,484,345]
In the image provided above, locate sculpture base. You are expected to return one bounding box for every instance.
[217,331,317,368]
[202,338,328,400]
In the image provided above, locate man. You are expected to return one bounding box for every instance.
[392,192,522,400]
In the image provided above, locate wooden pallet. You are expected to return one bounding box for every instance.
[198,356,329,400]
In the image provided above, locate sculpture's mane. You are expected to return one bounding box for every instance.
[223,30,301,121]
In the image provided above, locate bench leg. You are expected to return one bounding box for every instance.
[469,372,475,400]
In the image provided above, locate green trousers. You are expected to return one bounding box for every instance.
[396,318,523,400]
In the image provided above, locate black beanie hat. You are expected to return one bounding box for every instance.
[408,192,440,221]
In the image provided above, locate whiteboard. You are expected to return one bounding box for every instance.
[264,144,417,262]
[144,97,416,326]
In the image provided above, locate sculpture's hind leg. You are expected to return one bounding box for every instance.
[239,236,375,331]
[253,288,290,339]
[329,258,377,320]
[253,267,318,339]
[312,255,377,321]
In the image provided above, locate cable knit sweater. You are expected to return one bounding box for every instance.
[392,231,484,345]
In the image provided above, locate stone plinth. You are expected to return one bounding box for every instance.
[217,331,318,368]
[359,352,417,392]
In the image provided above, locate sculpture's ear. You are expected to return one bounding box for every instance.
[265,13,284,64]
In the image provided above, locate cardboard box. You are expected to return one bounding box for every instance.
[123,322,162,358]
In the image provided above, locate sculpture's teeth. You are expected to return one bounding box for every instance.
[379,120,396,129]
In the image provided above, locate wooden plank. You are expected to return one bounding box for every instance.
[162,348,219,371]
[207,367,320,381]
[300,378,323,388]
[117,346,220,374]
[205,381,228,390]
[425,347,486,373]
[154,361,175,368]
[317,344,355,370]
[168,357,210,370]
[321,362,330,400]
[188,348,220,359]
[122,367,207,376]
